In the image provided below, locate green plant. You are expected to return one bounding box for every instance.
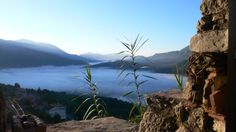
[174,65,184,91]
[74,65,107,120]
[118,34,155,123]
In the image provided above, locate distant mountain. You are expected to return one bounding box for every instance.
[16,39,68,55]
[0,39,88,68]
[147,46,190,65]
[80,53,125,61]
[92,46,191,73]
[145,46,190,73]
[16,39,92,62]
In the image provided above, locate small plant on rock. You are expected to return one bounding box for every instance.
[174,65,184,91]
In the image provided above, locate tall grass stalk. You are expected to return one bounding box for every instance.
[74,65,107,120]
[118,34,155,123]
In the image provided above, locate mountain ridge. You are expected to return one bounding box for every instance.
[92,46,190,73]
[0,38,190,73]
[0,39,88,68]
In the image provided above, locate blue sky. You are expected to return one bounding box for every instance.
[0,0,201,56]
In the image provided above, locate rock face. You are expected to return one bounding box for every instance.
[190,30,228,52]
[191,0,228,53]
[139,0,228,131]
[186,0,228,128]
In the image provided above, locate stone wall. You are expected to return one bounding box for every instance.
[139,0,228,131]
[185,0,228,130]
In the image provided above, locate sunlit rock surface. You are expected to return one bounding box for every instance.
[47,117,138,132]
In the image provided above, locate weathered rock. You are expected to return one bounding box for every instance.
[139,0,228,131]
[186,107,207,131]
[12,115,46,132]
[183,79,193,101]
[145,94,179,112]
[202,67,227,114]
[210,90,225,113]
[139,95,214,132]
[175,102,214,131]
[176,125,190,132]
[139,111,177,132]
[197,13,228,33]
[139,95,179,132]
[190,30,228,53]
[186,0,228,131]
[200,0,228,15]
[174,102,189,123]
[186,52,227,105]
[154,89,183,99]
[47,117,138,132]
[213,119,225,132]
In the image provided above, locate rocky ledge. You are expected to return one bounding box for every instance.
[47,117,138,132]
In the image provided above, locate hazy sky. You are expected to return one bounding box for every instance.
[0,0,201,56]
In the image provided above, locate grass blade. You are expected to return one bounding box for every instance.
[134,39,148,54]
[137,80,148,87]
[120,41,131,51]
[91,116,98,120]
[123,91,134,97]
[83,104,95,120]
[117,51,129,55]
[71,93,89,102]
[129,104,137,119]
[142,74,157,80]
[84,109,96,120]
[75,98,91,113]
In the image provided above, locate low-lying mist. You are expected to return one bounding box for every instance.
[0,65,185,101]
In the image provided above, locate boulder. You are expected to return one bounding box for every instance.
[12,114,46,132]
[190,30,228,53]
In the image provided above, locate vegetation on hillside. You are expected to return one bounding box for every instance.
[0,83,133,124]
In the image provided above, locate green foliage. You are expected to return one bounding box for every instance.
[118,34,154,123]
[128,103,146,123]
[174,65,184,91]
[1,83,133,124]
[53,113,62,123]
[74,65,108,120]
